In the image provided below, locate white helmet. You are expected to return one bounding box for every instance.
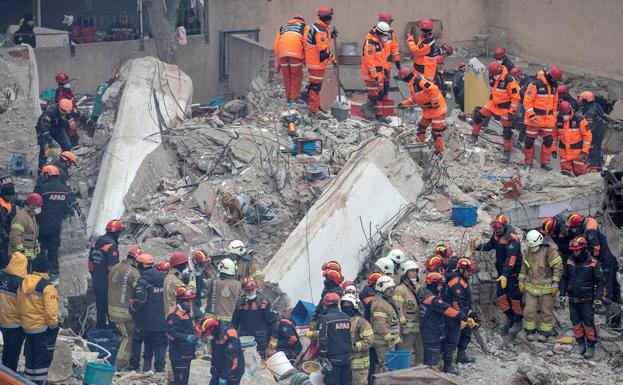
[228,240,246,256]
[375,275,396,292]
[386,249,406,266]
[340,293,359,311]
[344,285,357,296]
[400,260,419,277]
[376,21,391,35]
[375,257,395,275]
[217,258,237,275]
[526,230,544,249]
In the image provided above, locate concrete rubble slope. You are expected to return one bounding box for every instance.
[264,137,423,303]
[86,56,193,236]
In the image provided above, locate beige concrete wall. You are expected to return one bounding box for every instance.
[228,35,271,95]
[486,0,623,80]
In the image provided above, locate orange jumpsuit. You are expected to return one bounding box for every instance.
[471,66,521,152]
[381,30,400,100]
[361,31,387,118]
[407,33,439,80]
[274,18,307,101]
[305,19,333,113]
[523,71,558,166]
[554,113,592,176]
[402,74,448,153]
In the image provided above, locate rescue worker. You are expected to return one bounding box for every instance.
[360,272,383,321]
[88,219,124,329]
[35,99,92,168]
[315,268,344,316]
[54,72,80,146]
[130,254,167,372]
[35,164,74,280]
[578,91,606,170]
[493,47,515,71]
[418,272,476,371]
[205,258,243,322]
[198,316,245,385]
[361,22,392,123]
[523,66,563,170]
[469,61,521,162]
[370,275,400,373]
[519,230,563,341]
[305,7,337,117]
[318,292,352,385]
[474,214,523,334]
[566,213,621,309]
[267,308,302,359]
[425,255,445,275]
[444,258,478,365]
[557,84,578,111]
[452,62,467,112]
[166,287,197,385]
[232,278,276,358]
[9,193,42,260]
[386,249,407,276]
[39,150,77,187]
[378,12,401,117]
[397,68,449,154]
[374,256,396,283]
[407,19,440,80]
[227,240,264,287]
[554,101,592,177]
[434,243,458,275]
[541,216,573,264]
[107,245,142,368]
[0,251,27,371]
[559,237,602,359]
[393,260,423,365]
[17,256,59,385]
[274,16,307,102]
[510,67,532,148]
[0,182,16,269]
[164,251,189,316]
[442,258,478,373]
[341,293,372,385]
[190,249,212,314]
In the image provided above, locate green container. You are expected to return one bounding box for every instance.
[290,371,310,385]
[83,362,116,385]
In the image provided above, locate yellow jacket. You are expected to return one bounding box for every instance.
[519,244,563,296]
[392,280,420,334]
[9,207,39,258]
[0,251,28,328]
[108,258,140,321]
[163,269,185,317]
[17,272,59,333]
[370,293,401,347]
[350,314,373,369]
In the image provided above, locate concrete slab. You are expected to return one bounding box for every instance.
[263,138,423,303]
[373,366,459,385]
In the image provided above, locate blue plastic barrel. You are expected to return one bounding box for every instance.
[83,362,116,385]
[292,300,316,326]
[86,330,118,363]
[451,205,478,227]
[384,350,410,371]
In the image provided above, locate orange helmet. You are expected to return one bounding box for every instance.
[170,251,189,267]
[425,272,445,285]
[425,256,444,272]
[419,19,433,30]
[340,280,354,289]
[324,269,343,285]
[199,316,219,336]
[323,292,340,306]
[156,261,171,272]
[491,214,508,232]
[367,272,384,286]
[510,67,523,78]
[569,236,588,251]
[127,245,143,259]
[60,151,77,165]
[136,254,154,266]
[578,91,594,103]
[192,249,211,265]
[58,98,73,113]
[105,219,125,233]
[176,286,197,301]
[41,165,60,176]
[241,278,258,291]
[322,261,341,272]
[541,217,557,236]
[456,258,475,271]
[566,213,585,228]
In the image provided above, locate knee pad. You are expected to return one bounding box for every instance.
[472,107,484,124]
[525,137,535,149]
[503,127,513,140]
[542,135,553,147]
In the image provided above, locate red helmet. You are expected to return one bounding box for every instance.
[378,12,393,23]
[419,19,433,30]
[436,55,445,65]
[127,245,143,259]
[509,67,523,78]
[367,272,384,286]
[136,254,154,266]
[425,256,444,272]
[41,165,60,176]
[425,272,445,285]
[569,236,588,251]
[559,101,573,114]
[322,261,341,272]
[176,286,197,301]
[199,316,219,336]
[398,68,412,79]
[59,98,73,113]
[192,249,211,265]
[491,214,508,232]
[25,193,43,207]
[55,72,70,84]
[549,66,563,81]
[566,213,585,228]
[541,217,557,236]
[317,7,333,17]
[494,47,506,59]
[323,292,340,306]
[170,251,189,267]
[578,91,594,103]
[458,62,467,71]
[488,61,503,76]
[105,219,125,233]
[156,261,171,272]
[441,43,453,56]
[324,269,343,285]
[557,84,569,96]
[241,278,258,291]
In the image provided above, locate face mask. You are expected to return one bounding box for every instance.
[34,207,42,215]
[63,83,71,89]
[245,293,257,301]
[529,246,540,252]
[410,277,419,286]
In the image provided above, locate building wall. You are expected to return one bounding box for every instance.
[486,0,623,80]
[228,35,271,95]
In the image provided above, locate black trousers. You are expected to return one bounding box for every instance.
[441,318,461,360]
[323,360,352,385]
[1,327,25,371]
[421,323,444,366]
[0,237,9,269]
[38,233,61,275]
[24,328,58,385]
[570,301,597,346]
[172,359,192,385]
[131,329,167,372]
[457,325,472,352]
[91,275,110,329]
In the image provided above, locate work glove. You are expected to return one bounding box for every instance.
[552,151,558,159]
[330,29,338,39]
[306,330,318,339]
[496,275,507,289]
[186,335,197,344]
[470,239,479,250]
[466,317,479,329]
[268,337,278,350]
[519,282,525,293]
[23,248,36,259]
[551,286,559,296]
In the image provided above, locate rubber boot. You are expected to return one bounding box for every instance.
[500,314,514,335]
[575,338,586,356]
[541,163,553,171]
[456,349,475,363]
[508,320,523,335]
[536,333,548,342]
[526,330,536,341]
[443,357,460,375]
[583,345,595,359]
[502,151,511,163]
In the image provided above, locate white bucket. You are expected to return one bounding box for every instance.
[309,370,325,385]
[265,351,296,380]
